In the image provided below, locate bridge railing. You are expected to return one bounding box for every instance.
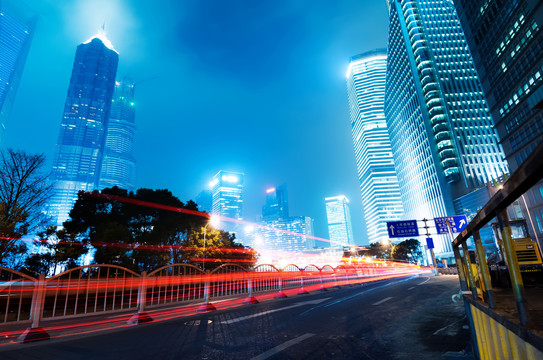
[452,141,543,360]
[0,261,424,342]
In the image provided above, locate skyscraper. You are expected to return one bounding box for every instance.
[346,49,404,244]
[0,0,37,146]
[262,184,289,221]
[325,195,354,247]
[49,34,119,226]
[99,80,137,191]
[454,0,543,243]
[385,0,509,259]
[211,170,243,221]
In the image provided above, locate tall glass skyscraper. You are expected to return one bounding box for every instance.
[346,49,404,244]
[211,170,244,221]
[454,0,543,243]
[325,195,354,247]
[262,184,289,221]
[0,0,37,146]
[99,80,136,191]
[385,0,509,258]
[49,34,119,226]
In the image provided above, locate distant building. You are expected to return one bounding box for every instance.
[325,195,354,247]
[256,216,314,253]
[346,49,404,244]
[454,0,543,245]
[385,0,509,259]
[195,189,212,213]
[0,0,37,145]
[262,184,289,221]
[99,80,136,191]
[49,34,119,226]
[211,170,243,220]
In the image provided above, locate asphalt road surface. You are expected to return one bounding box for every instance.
[0,275,471,360]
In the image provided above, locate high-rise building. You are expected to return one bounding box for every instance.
[454,0,543,243]
[262,184,289,221]
[195,189,212,213]
[385,0,509,259]
[0,0,37,146]
[211,170,243,221]
[255,216,314,253]
[325,195,354,247]
[49,34,119,226]
[99,80,137,191]
[346,49,404,244]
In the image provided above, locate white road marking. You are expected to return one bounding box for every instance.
[221,298,331,324]
[372,296,393,306]
[418,277,430,286]
[250,333,315,360]
[408,287,415,290]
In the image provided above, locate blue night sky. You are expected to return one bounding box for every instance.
[7,0,389,245]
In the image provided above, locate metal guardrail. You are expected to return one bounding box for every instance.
[0,261,423,342]
[452,141,543,360]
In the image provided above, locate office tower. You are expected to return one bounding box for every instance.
[454,0,543,242]
[49,34,119,226]
[195,189,212,213]
[253,216,314,254]
[262,184,289,221]
[99,80,137,191]
[0,0,37,145]
[346,50,404,244]
[385,0,509,259]
[325,195,354,247]
[211,170,243,220]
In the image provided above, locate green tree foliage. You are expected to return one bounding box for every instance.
[0,149,51,266]
[391,239,422,262]
[365,241,392,259]
[179,227,258,270]
[62,187,257,272]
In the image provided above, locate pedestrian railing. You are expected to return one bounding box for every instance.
[0,261,425,343]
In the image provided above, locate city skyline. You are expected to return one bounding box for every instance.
[4,0,390,243]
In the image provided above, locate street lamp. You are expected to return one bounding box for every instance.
[202,215,220,271]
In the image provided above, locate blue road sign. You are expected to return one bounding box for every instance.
[386,220,419,238]
[426,238,434,249]
[434,215,468,234]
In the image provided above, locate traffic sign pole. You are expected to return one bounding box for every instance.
[423,218,438,276]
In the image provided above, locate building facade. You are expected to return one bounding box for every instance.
[325,195,354,247]
[385,0,509,258]
[262,184,289,221]
[346,49,404,244]
[0,0,37,146]
[211,170,244,221]
[99,80,137,191]
[49,34,119,226]
[454,0,543,242]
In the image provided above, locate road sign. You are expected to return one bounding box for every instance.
[434,215,468,234]
[386,220,419,238]
[426,238,434,249]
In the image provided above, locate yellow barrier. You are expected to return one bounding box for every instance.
[469,304,543,359]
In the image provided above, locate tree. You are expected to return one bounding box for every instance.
[391,239,422,263]
[178,227,258,270]
[0,149,51,265]
[365,241,392,259]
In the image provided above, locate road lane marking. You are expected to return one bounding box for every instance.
[408,287,415,290]
[418,277,430,286]
[250,333,315,360]
[372,296,393,306]
[221,298,330,324]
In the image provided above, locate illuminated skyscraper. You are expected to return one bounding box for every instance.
[211,170,243,221]
[49,34,119,226]
[385,0,509,258]
[99,80,136,191]
[262,184,289,221]
[454,0,543,243]
[0,0,37,145]
[325,195,354,246]
[346,50,404,244]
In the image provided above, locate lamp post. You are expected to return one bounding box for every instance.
[202,216,219,271]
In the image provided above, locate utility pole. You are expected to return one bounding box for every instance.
[423,218,438,276]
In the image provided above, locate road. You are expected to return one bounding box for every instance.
[0,275,470,360]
